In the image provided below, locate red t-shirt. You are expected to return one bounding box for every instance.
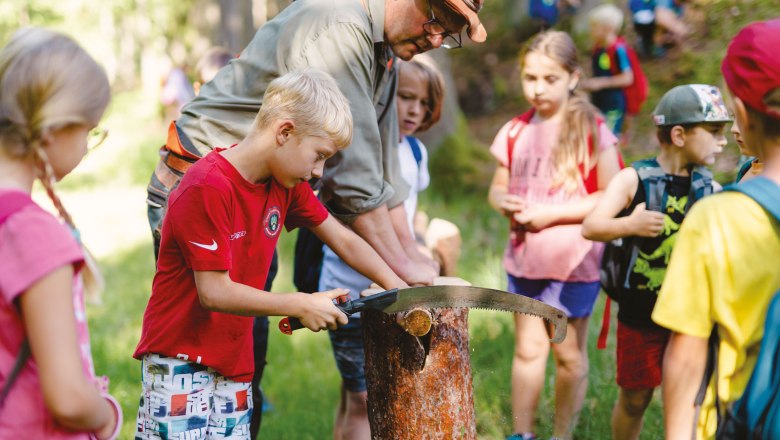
[134,150,328,381]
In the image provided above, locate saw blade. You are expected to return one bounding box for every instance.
[380,285,567,343]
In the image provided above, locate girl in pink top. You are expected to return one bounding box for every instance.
[0,28,121,439]
[488,31,623,440]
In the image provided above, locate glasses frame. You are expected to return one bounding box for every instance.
[87,126,109,152]
[422,0,463,50]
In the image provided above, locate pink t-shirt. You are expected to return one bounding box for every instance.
[490,116,617,282]
[0,190,94,439]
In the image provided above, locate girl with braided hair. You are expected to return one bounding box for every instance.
[0,27,121,439]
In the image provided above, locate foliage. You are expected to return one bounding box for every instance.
[428,115,495,200]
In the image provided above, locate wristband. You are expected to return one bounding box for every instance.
[91,393,122,440]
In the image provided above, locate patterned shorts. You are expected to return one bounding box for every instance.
[136,354,253,439]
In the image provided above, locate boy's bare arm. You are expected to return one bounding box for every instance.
[193,271,348,331]
[581,69,634,92]
[582,167,663,241]
[661,332,708,439]
[313,215,409,290]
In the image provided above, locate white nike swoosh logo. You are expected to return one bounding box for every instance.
[189,239,218,251]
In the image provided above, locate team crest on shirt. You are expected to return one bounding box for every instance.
[263,206,282,238]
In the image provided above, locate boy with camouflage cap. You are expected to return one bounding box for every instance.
[583,84,731,440]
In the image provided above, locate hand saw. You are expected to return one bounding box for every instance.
[278,286,567,343]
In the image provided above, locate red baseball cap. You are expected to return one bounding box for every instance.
[442,0,487,43]
[721,19,780,118]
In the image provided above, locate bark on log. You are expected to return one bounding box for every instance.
[362,277,476,439]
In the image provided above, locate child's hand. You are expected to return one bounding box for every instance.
[514,204,555,232]
[627,203,665,237]
[499,194,526,218]
[299,289,350,332]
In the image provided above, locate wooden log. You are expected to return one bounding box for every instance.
[361,277,476,439]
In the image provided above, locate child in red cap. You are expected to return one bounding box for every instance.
[651,19,780,440]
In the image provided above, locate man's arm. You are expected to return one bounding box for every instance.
[350,205,437,286]
[662,332,709,439]
[312,215,409,290]
[388,203,439,273]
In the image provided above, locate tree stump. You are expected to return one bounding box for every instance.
[362,277,476,439]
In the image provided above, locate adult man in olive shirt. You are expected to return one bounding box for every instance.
[145,0,487,437]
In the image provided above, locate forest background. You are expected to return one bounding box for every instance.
[4,0,779,438]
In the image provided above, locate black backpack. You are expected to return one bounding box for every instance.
[600,158,714,302]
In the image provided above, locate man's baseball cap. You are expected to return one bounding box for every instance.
[721,19,780,118]
[653,84,733,126]
[443,0,487,43]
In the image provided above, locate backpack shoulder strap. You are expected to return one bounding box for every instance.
[0,341,30,410]
[405,136,423,169]
[506,110,535,172]
[632,158,667,212]
[0,192,34,412]
[687,165,714,213]
[605,39,621,76]
[726,176,780,223]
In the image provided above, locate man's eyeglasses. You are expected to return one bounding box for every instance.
[422,0,462,50]
[87,126,109,152]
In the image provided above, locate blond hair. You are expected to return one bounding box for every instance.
[589,4,624,32]
[255,69,353,149]
[0,27,111,297]
[398,54,446,132]
[520,31,600,193]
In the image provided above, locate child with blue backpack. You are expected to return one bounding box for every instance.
[652,19,780,440]
[583,83,731,440]
[318,54,445,440]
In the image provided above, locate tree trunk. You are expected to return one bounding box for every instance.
[218,0,255,53]
[362,278,476,439]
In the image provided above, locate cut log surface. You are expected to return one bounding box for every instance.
[362,277,476,439]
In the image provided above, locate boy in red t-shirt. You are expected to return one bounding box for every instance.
[134,69,407,439]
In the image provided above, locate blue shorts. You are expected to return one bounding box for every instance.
[507,276,600,318]
[328,316,366,393]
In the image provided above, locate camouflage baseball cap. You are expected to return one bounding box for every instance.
[653,84,733,126]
